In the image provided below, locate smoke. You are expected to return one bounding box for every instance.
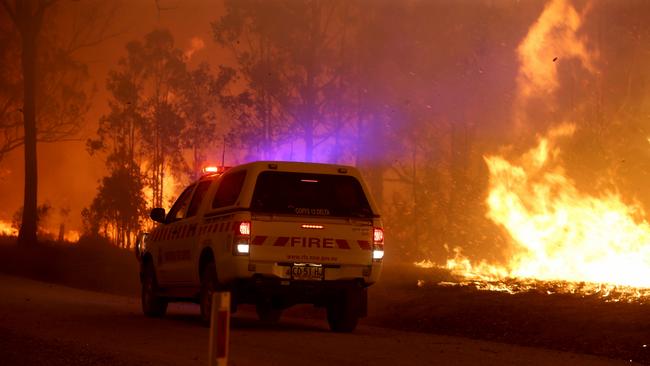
[184,36,205,60]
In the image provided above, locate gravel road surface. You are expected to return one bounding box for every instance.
[0,274,636,366]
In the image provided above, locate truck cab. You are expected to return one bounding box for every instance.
[136,161,384,332]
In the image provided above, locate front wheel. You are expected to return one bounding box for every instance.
[141,262,168,317]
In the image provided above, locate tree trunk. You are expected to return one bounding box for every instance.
[17,6,38,246]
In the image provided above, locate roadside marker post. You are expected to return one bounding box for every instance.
[208,291,230,366]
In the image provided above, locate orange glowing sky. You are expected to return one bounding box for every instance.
[0,0,228,232]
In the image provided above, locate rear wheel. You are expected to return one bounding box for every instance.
[141,262,168,317]
[200,262,218,326]
[327,289,364,332]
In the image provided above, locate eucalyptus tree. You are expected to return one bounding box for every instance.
[0,0,117,245]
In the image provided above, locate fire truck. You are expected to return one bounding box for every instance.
[135,161,384,332]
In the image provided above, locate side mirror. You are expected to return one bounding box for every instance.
[150,208,166,223]
[135,232,148,260]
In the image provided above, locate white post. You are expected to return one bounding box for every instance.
[208,291,230,366]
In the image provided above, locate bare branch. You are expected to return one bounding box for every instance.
[0,135,23,155]
[0,0,17,25]
[0,96,18,120]
[64,2,125,55]
[38,136,83,143]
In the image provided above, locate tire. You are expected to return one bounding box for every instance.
[255,300,283,324]
[141,261,168,317]
[327,289,363,333]
[199,262,218,326]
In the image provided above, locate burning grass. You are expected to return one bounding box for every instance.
[433,276,650,304]
[415,259,650,304]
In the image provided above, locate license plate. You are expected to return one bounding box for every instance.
[291,265,324,281]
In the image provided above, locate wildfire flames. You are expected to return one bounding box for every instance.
[0,220,17,237]
[515,0,594,99]
[416,0,650,302]
[417,126,650,302]
[141,164,179,211]
[0,219,80,243]
[485,125,650,288]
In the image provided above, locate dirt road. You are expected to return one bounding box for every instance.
[0,274,635,366]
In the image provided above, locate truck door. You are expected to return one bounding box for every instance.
[156,184,196,285]
[177,180,213,283]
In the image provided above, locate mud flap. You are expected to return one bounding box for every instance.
[358,288,368,318]
[345,286,367,318]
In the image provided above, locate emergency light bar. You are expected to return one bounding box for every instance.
[202,166,230,175]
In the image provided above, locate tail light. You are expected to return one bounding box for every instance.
[372,227,384,261]
[238,221,251,236]
[234,221,251,255]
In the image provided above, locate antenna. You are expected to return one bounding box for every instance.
[221,136,226,167]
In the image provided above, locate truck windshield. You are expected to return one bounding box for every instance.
[251,171,374,218]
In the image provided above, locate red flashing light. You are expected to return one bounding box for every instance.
[203,166,219,174]
[202,166,230,175]
[238,221,251,236]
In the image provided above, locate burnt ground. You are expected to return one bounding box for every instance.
[1,237,649,364]
[370,266,650,363]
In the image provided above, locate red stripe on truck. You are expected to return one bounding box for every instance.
[335,239,350,249]
[273,237,290,246]
[252,236,267,246]
[357,240,372,250]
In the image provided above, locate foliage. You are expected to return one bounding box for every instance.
[86,28,235,245]
[82,166,147,248]
[213,0,359,162]
[178,62,235,178]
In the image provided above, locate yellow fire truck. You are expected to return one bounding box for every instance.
[135,161,384,332]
